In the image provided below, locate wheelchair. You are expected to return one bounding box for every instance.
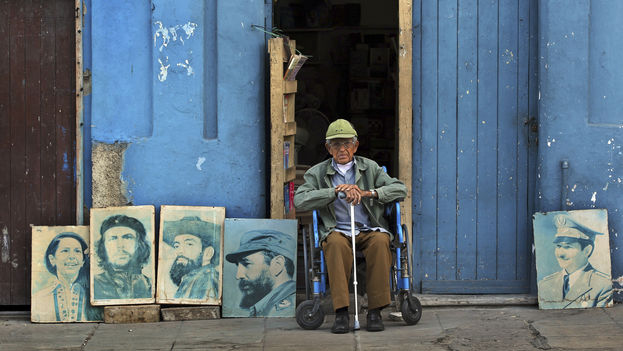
[295,193,423,330]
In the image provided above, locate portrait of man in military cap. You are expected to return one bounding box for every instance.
[90,206,156,305]
[156,206,225,305]
[222,219,298,317]
[533,209,613,309]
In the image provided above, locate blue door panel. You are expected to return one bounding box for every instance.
[87,0,267,217]
[414,0,538,292]
[538,0,623,300]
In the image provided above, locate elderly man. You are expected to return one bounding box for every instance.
[94,215,152,300]
[226,230,296,317]
[294,119,407,333]
[538,214,613,309]
[163,216,219,300]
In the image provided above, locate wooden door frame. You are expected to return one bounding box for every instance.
[75,0,84,224]
[398,0,413,246]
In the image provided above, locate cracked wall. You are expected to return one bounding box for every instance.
[92,142,131,208]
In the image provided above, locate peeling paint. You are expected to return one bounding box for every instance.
[196,157,206,171]
[158,58,170,82]
[177,59,194,76]
[92,142,131,208]
[153,21,198,52]
[590,192,597,203]
[1,226,8,263]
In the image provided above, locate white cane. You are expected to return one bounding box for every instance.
[350,202,361,331]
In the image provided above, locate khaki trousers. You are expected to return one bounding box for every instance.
[322,230,392,311]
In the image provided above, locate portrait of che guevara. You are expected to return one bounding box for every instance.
[90,205,156,305]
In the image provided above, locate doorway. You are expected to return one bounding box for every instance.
[274,1,401,176]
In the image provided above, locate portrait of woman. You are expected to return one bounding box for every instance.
[31,228,102,322]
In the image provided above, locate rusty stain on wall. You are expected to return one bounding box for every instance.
[92,142,131,208]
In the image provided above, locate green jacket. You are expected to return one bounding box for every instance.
[293,156,407,242]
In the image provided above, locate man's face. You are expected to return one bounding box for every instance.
[103,226,138,269]
[49,237,84,280]
[235,251,274,308]
[555,240,591,273]
[326,138,359,165]
[169,234,203,286]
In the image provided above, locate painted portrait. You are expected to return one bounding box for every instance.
[156,205,225,305]
[90,205,156,305]
[533,209,614,309]
[222,219,298,318]
[31,226,103,323]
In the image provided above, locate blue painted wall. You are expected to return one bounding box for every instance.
[86,0,269,217]
[538,0,623,300]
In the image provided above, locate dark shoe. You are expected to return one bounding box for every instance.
[331,313,350,334]
[366,309,384,332]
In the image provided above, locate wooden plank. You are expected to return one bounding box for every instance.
[497,0,519,281]
[421,280,531,294]
[9,0,28,305]
[0,0,12,305]
[456,0,478,280]
[414,294,537,306]
[75,0,84,224]
[54,0,75,225]
[527,0,539,293]
[269,38,285,219]
[283,80,297,94]
[23,0,43,305]
[476,0,498,280]
[104,305,161,324]
[436,0,458,281]
[419,0,439,283]
[516,0,532,282]
[40,0,57,225]
[398,0,413,282]
[284,121,296,136]
[161,306,220,321]
[285,166,296,182]
[410,0,423,291]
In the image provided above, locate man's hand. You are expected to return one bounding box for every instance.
[335,184,370,205]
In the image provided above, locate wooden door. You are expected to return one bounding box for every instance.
[0,0,76,305]
[413,0,538,293]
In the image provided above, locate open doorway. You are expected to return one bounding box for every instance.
[274,0,400,175]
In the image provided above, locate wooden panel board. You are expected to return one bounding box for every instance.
[103,305,160,324]
[156,206,225,305]
[497,0,519,281]
[0,0,13,305]
[422,280,531,294]
[475,0,499,281]
[436,0,458,281]
[90,206,156,306]
[456,0,478,280]
[9,0,28,305]
[419,0,439,282]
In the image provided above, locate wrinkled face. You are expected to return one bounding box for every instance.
[555,240,590,273]
[235,251,273,308]
[173,234,203,264]
[49,237,84,279]
[326,138,359,165]
[103,226,137,268]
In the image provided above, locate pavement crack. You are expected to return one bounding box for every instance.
[601,307,623,330]
[80,323,100,350]
[525,320,551,350]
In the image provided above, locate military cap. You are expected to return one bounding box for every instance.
[225,229,295,264]
[553,214,603,243]
[163,216,220,248]
[326,119,358,140]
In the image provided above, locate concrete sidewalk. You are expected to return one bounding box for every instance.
[1,303,622,350]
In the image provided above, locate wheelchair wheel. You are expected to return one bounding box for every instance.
[296,300,325,330]
[400,293,422,325]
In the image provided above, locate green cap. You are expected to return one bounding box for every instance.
[326,119,357,140]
